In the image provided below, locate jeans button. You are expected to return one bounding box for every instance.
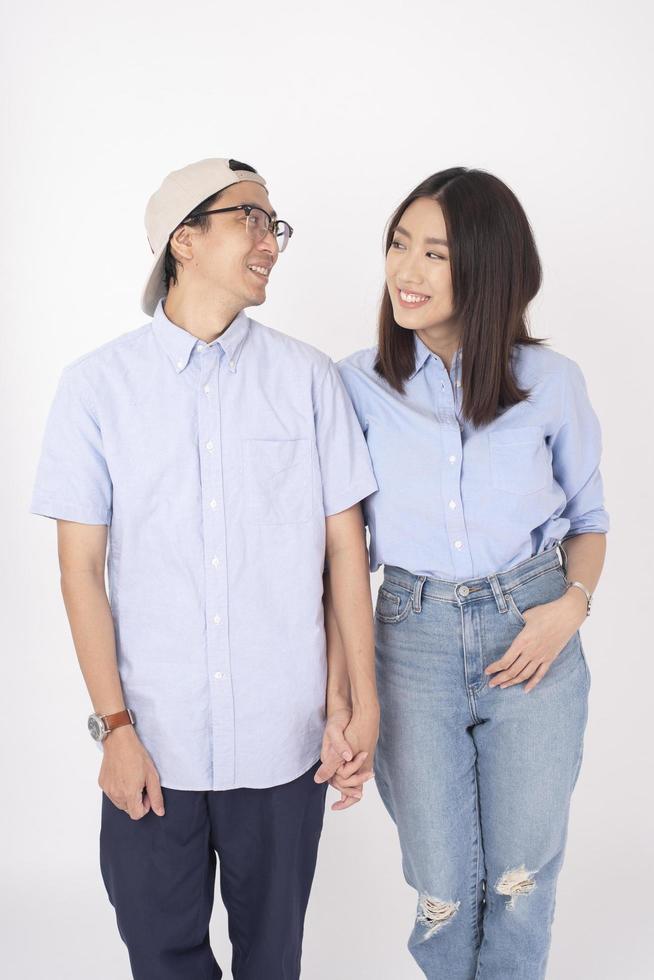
[458,585,470,598]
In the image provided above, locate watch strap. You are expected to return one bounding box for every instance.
[101,708,135,733]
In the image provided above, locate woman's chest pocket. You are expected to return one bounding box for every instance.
[488,425,551,495]
[243,438,313,524]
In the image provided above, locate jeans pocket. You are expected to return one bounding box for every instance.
[505,567,568,628]
[375,585,412,624]
[505,591,527,627]
[243,438,312,524]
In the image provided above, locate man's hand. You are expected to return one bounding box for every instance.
[314,707,375,811]
[98,725,165,820]
[331,708,379,808]
[315,708,356,779]
[316,706,379,811]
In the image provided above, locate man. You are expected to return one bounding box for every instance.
[30,157,380,979]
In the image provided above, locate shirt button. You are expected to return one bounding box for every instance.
[176,360,183,369]
[206,440,214,452]
[454,540,463,550]
[214,671,224,680]
[229,360,235,370]
[209,499,217,509]
[448,500,457,509]
[203,384,210,394]
[456,380,462,388]
[448,455,456,464]
[213,614,221,625]
[211,556,220,568]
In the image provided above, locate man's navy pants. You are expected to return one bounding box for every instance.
[99,760,328,979]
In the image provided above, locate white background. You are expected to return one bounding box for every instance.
[3,0,653,977]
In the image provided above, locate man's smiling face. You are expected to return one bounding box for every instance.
[173,180,280,310]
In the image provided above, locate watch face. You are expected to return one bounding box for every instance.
[88,716,102,740]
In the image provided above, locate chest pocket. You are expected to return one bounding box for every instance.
[243,438,312,524]
[489,426,550,495]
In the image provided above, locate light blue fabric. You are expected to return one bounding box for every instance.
[30,299,378,790]
[374,548,590,979]
[337,334,609,580]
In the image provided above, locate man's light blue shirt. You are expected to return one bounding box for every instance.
[337,334,609,581]
[30,299,378,790]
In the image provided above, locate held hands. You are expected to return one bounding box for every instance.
[97,590,585,821]
[314,706,379,812]
[98,706,379,819]
[98,725,166,820]
[485,588,588,693]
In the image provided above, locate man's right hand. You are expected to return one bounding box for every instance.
[98,725,165,820]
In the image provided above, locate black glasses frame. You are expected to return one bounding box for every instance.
[183,204,293,245]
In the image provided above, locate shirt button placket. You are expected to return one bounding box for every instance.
[198,348,235,787]
[435,360,471,577]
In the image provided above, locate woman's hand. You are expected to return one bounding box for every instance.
[327,707,379,811]
[315,707,357,781]
[485,587,588,692]
[314,705,379,811]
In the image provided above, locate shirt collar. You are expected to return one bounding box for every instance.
[408,333,433,380]
[151,298,251,374]
[216,308,250,372]
[408,332,462,382]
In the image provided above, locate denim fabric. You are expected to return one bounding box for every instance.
[373,546,589,980]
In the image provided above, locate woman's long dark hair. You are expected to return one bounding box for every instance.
[374,167,545,427]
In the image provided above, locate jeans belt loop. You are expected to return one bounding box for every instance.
[555,539,568,575]
[487,573,508,613]
[412,575,427,613]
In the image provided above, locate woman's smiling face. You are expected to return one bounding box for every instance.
[385,197,454,331]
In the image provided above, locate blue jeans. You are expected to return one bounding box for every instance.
[374,546,590,980]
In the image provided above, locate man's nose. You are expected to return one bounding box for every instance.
[260,227,278,254]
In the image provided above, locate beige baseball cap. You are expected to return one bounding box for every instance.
[140,157,268,316]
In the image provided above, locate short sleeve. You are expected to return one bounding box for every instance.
[313,359,377,517]
[336,358,368,433]
[29,366,113,525]
[550,358,609,537]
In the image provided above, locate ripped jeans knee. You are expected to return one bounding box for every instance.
[416,894,460,939]
[495,865,537,910]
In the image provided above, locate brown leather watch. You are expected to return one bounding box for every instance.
[87,708,135,742]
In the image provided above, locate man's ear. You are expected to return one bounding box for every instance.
[169,225,195,264]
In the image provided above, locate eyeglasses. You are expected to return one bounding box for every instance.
[184,204,294,252]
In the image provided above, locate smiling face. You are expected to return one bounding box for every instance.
[385,197,456,334]
[169,179,279,310]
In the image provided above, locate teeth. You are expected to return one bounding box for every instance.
[400,290,429,303]
[248,265,269,277]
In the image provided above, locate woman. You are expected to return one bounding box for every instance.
[333,168,609,979]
